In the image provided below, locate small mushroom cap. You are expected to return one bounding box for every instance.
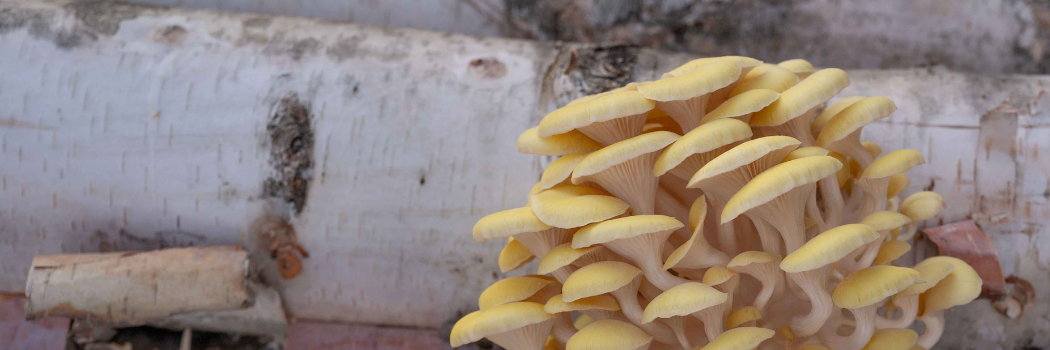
[499,238,536,273]
[702,89,781,123]
[861,211,912,231]
[529,185,630,229]
[478,275,557,310]
[468,302,556,339]
[688,195,708,232]
[562,261,643,302]
[730,65,799,96]
[573,314,594,330]
[450,310,483,347]
[537,90,656,137]
[862,328,918,350]
[721,156,843,223]
[703,266,739,286]
[518,127,604,156]
[920,256,982,314]
[861,149,925,179]
[639,61,742,101]
[783,146,829,162]
[728,251,782,268]
[777,59,816,75]
[900,191,945,221]
[537,243,599,275]
[799,345,831,350]
[566,319,653,350]
[816,97,897,147]
[642,282,728,323]
[663,56,762,77]
[473,207,551,242]
[544,294,621,313]
[900,257,955,296]
[781,224,880,273]
[573,215,683,249]
[727,306,763,329]
[573,131,680,180]
[541,154,588,190]
[654,119,752,176]
[832,266,924,309]
[874,241,912,265]
[887,173,910,198]
[750,68,850,127]
[810,96,866,136]
[862,141,883,158]
[689,136,801,187]
[700,327,776,350]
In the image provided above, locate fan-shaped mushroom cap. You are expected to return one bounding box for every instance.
[704,266,739,286]
[862,142,883,158]
[730,65,799,96]
[529,185,630,229]
[811,96,865,136]
[700,327,776,350]
[642,282,728,323]
[518,128,603,156]
[664,196,730,269]
[688,136,801,188]
[899,258,955,296]
[538,90,656,145]
[473,207,552,242]
[778,59,816,78]
[538,243,603,275]
[832,266,924,309]
[544,294,621,313]
[750,69,850,128]
[721,156,843,224]
[874,241,911,265]
[541,154,588,190]
[572,215,684,249]
[729,251,781,268]
[572,131,680,214]
[478,275,558,310]
[887,174,910,198]
[727,306,762,329]
[862,328,918,350]
[900,192,945,222]
[920,256,982,314]
[702,89,781,124]
[861,149,925,179]
[562,261,642,302]
[781,224,880,273]
[816,97,897,148]
[468,302,557,350]
[663,56,763,78]
[573,315,594,330]
[499,238,536,273]
[566,319,654,350]
[861,211,912,232]
[783,146,829,162]
[654,119,752,178]
[639,61,743,131]
[450,311,484,347]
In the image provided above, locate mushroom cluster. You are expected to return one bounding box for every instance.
[452,57,982,350]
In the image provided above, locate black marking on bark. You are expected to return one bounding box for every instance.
[263,94,314,214]
[565,44,639,96]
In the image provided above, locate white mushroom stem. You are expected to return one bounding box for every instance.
[611,278,679,345]
[486,318,556,350]
[752,219,786,255]
[663,317,693,350]
[875,294,919,329]
[551,313,576,345]
[819,177,846,228]
[655,188,696,241]
[691,306,726,341]
[853,178,890,222]
[754,108,818,146]
[710,197,740,255]
[820,304,877,350]
[514,228,574,259]
[806,192,827,232]
[916,309,945,349]
[787,266,834,337]
[828,131,875,169]
[733,263,786,311]
[551,266,574,284]
[849,229,890,272]
[601,233,691,290]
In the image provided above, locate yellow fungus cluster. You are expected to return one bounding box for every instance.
[453,57,981,350]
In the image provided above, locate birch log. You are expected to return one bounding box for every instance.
[25,246,250,324]
[0,0,1049,347]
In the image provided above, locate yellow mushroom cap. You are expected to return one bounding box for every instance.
[921,256,982,314]
[572,215,683,249]
[529,185,630,229]
[900,257,955,296]
[468,302,556,339]
[832,266,924,309]
[861,211,912,231]
[688,195,708,232]
[639,61,742,102]
[573,131,680,180]
[544,294,621,313]
[730,65,799,96]
[816,97,897,147]
[700,327,776,350]
[727,306,762,329]
[750,68,850,127]
[573,314,594,330]
[654,119,752,176]
[663,56,762,77]
[887,173,910,198]
[703,266,739,286]
[518,127,604,156]
[689,136,802,187]
[728,251,781,268]
[875,241,912,265]
[781,224,880,273]
[862,328,918,350]
[783,146,830,162]
[861,149,925,179]
[537,90,656,137]
[641,282,727,323]
[900,191,945,221]
[450,311,484,347]
[541,153,588,190]
[862,142,883,158]
[562,261,642,302]
[800,345,831,350]
[566,319,653,350]
[777,59,815,76]
[473,207,552,242]
[537,243,599,275]
[721,156,843,223]
[499,238,536,273]
[810,96,866,136]
[702,89,781,123]
[478,275,557,310]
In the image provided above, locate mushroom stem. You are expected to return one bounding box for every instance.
[875,294,919,329]
[692,306,726,341]
[611,278,680,345]
[486,318,557,350]
[656,95,710,132]
[551,266,574,284]
[820,304,876,350]
[829,131,875,169]
[787,266,834,336]
[514,229,573,259]
[916,309,945,349]
[754,108,819,146]
[663,317,693,349]
[806,192,827,232]
[752,219,786,255]
[551,313,576,345]
[819,177,845,228]
[898,222,919,241]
